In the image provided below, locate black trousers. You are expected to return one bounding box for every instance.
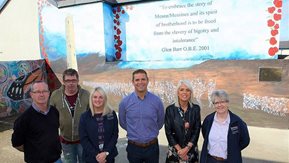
[126,143,159,163]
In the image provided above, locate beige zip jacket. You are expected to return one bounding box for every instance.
[50,85,90,141]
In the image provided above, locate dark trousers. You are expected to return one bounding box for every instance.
[206,155,228,163]
[126,142,159,163]
[106,158,115,163]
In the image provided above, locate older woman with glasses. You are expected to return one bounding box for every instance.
[200,90,250,163]
[165,80,201,163]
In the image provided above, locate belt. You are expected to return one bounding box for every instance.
[208,154,226,161]
[60,136,80,144]
[128,138,158,148]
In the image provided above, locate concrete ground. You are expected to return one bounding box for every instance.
[0,125,288,163]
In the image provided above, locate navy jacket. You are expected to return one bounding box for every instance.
[79,110,119,163]
[200,111,250,163]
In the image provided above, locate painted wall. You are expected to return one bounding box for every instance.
[37,0,289,131]
[0,0,288,125]
[0,1,288,162]
[0,59,61,117]
[0,60,46,117]
[0,0,40,61]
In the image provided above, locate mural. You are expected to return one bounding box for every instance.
[39,0,289,69]
[0,60,48,117]
[79,60,288,129]
[38,0,108,72]
[110,0,286,68]
[38,0,288,129]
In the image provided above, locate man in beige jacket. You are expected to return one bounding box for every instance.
[50,68,90,163]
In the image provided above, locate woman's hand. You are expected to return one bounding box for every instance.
[96,152,107,163]
[177,146,190,160]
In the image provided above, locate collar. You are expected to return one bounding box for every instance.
[133,91,149,100]
[32,103,50,115]
[213,112,230,124]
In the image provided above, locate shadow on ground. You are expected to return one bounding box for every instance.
[0,114,18,132]
[1,115,287,163]
[116,138,285,163]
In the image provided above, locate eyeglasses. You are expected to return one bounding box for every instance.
[64,79,78,83]
[31,90,50,94]
[213,101,228,105]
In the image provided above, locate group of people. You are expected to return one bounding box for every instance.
[11,68,250,163]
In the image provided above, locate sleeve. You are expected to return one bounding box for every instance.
[239,120,250,150]
[49,91,57,107]
[164,106,177,146]
[79,113,98,158]
[85,90,90,109]
[201,116,209,139]
[11,115,26,148]
[189,106,201,146]
[157,98,165,130]
[118,99,127,130]
[103,111,119,153]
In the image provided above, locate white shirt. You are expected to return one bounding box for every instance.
[208,113,230,159]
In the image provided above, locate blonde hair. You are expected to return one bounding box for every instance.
[174,80,194,108]
[89,87,113,116]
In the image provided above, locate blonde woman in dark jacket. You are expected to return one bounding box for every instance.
[79,87,118,163]
[165,80,201,163]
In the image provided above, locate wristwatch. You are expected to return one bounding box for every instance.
[105,152,109,156]
[186,143,193,150]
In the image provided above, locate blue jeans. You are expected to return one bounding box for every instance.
[55,158,63,163]
[61,143,84,163]
[126,142,159,163]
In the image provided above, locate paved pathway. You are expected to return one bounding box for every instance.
[1,126,288,163]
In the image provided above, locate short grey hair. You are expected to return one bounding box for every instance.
[89,87,113,116]
[174,80,194,107]
[210,90,229,104]
[30,81,48,92]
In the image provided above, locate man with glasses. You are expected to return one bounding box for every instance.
[200,90,250,163]
[50,68,90,163]
[12,81,62,163]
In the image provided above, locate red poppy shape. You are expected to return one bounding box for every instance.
[117,29,121,35]
[277,9,281,13]
[271,29,279,36]
[268,6,275,13]
[273,0,282,8]
[117,47,122,52]
[269,37,277,45]
[115,52,121,59]
[117,40,123,46]
[267,19,275,27]
[273,13,282,21]
[268,47,278,56]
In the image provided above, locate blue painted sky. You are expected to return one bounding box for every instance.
[41,2,106,60]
